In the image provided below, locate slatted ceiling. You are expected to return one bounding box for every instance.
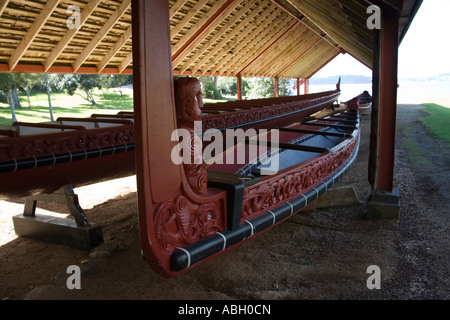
[243,23,325,77]
[216,6,292,75]
[0,0,421,77]
[201,2,282,75]
[177,0,258,74]
[280,41,336,78]
[286,0,376,67]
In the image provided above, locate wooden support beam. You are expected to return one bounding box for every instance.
[172,0,235,62]
[118,52,133,73]
[9,0,60,71]
[274,34,323,77]
[376,5,399,192]
[172,0,241,67]
[0,0,9,17]
[237,73,242,100]
[170,0,210,41]
[131,0,182,276]
[304,77,309,94]
[238,20,299,75]
[0,63,133,74]
[73,0,131,72]
[97,26,132,72]
[192,2,270,75]
[306,50,340,79]
[169,0,190,19]
[296,78,300,95]
[215,8,286,75]
[177,0,258,73]
[271,0,341,50]
[44,0,102,72]
[274,76,278,97]
[287,0,374,67]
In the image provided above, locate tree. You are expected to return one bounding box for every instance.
[0,73,18,123]
[246,77,275,99]
[197,76,222,100]
[216,77,236,96]
[14,73,40,108]
[110,74,129,97]
[245,77,292,99]
[277,78,292,97]
[40,74,61,121]
[61,74,102,105]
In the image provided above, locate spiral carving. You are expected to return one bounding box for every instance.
[154,195,222,253]
[241,139,357,221]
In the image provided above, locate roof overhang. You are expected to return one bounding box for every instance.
[0,0,422,78]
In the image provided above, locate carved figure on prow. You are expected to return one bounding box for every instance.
[174,77,208,195]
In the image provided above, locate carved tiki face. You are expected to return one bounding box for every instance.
[174,77,203,125]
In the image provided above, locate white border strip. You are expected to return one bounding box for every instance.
[216,232,227,251]
[176,247,191,268]
[287,201,294,216]
[245,220,254,237]
[268,210,276,225]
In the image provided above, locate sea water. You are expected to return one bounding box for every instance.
[309,81,450,105]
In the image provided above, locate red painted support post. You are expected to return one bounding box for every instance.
[132,0,183,276]
[296,78,300,96]
[274,76,278,97]
[376,7,399,192]
[304,78,309,94]
[237,73,242,100]
[367,4,401,219]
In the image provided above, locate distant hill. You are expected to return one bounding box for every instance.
[400,73,450,82]
[310,75,372,85]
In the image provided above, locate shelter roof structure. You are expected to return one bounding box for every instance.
[0,0,422,78]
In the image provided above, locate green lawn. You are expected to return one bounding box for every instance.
[421,103,450,143]
[0,90,134,126]
[0,90,231,126]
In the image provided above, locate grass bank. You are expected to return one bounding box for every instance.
[0,90,133,126]
[421,103,450,143]
[0,90,230,126]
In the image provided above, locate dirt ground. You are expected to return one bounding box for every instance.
[0,103,449,300]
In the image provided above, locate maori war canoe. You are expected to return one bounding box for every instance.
[0,78,360,277]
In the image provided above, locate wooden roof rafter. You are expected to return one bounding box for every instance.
[193,1,281,75]
[215,6,291,75]
[8,0,60,70]
[0,0,422,79]
[176,0,259,74]
[72,0,131,72]
[44,0,102,72]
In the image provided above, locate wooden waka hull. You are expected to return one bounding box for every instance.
[139,77,359,277]
[0,86,339,200]
[1,77,360,278]
[345,90,372,114]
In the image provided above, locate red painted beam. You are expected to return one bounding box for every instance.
[304,78,309,94]
[238,21,299,75]
[376,6,400,192]
[274,76,278,97]
[0,63,133,74]
[171,0,235,63]
[236,73,242,100]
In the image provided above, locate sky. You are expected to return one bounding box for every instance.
[312,0,450,79]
